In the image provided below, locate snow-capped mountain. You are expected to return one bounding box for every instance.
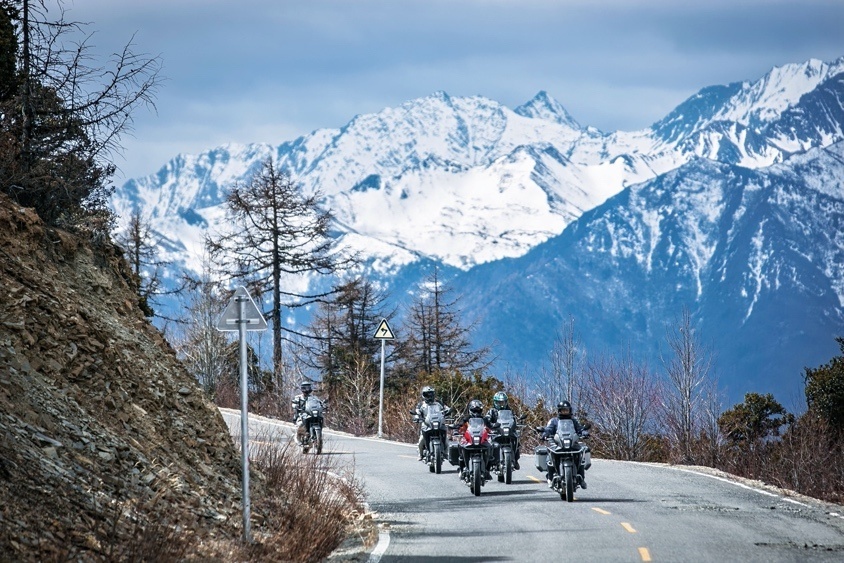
[112,56,844,402]
[458,142,844,401]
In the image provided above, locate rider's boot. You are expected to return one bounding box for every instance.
[514,453,520,470]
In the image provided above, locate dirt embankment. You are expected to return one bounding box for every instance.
[0,194,250,560]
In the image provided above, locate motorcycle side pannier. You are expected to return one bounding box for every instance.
[448,443,460,466]
[534,446,548,472]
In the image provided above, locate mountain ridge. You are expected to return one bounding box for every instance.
[111,55,844,402]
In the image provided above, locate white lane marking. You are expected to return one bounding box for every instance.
[667,466,778,497]
[782,497,809,507]
[368,529,390,563]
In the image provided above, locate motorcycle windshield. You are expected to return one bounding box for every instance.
[304,397,323,416]
[555,419,577,446]
[497,409,514,429]
[467,417,485,434]
[425,403,444,425]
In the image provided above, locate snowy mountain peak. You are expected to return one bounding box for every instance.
[515,90,581,130]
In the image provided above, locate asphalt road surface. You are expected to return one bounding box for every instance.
[220,410,844,562]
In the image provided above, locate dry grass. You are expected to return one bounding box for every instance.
[233,433,368,562]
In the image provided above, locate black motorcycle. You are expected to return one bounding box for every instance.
[454,417,493,496]
[299,396,325,454]
[413,403,449,474]
[534,420,591,502]
[491,409,523,484]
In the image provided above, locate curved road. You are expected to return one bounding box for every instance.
[221,410,844,562]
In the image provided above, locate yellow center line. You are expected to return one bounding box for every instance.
[638,547,652,561]
[621,522,637,533]
[592,507,611,515]
[526,475,542,483]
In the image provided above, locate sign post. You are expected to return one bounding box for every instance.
[373,318,395,438]
[216,286,267,543]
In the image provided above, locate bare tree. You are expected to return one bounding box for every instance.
[581,353,660,461]
[207,157,349,391]
[540,316,584,406]
[172,252,230,395]
[399,267,492,377]
[661,308,714,463]
[1,0,160,231]
[114,208,173,317]
[304,276,394,409]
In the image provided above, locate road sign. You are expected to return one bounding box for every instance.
[374,318,395,340]
[216,286,268,331]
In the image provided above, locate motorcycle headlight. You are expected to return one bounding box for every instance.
[473,436,480,445]
[503,427,510,435]
[563,439,572,448]
[312,410,319,416]
[433,422,440,429]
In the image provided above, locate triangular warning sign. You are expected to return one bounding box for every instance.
[373,318,395,340]
[216,286,268,331]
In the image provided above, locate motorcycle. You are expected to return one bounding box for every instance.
[490,409,523,484]
[534,421,591,502]
[412,403,450,474]
[298,396,325,454]
[454,417,493,496]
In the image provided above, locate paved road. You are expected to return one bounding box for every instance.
[221,410,844,562]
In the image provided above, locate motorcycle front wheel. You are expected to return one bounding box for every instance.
[471,458,482,496]
[313,427,323,455]
[433,442,443,474]
[503,450,513,484]
[563,465,574,502]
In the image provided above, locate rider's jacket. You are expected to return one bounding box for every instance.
[413,400,450,419]
[292,393,322,422]
[542,415,584,439]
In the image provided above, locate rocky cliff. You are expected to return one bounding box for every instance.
[0,194,247,560]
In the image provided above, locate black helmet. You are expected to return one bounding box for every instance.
[468,399,484,417]
[557,401,572,418]
[300,381,312,395]
[421,386,436,403]
[493,391,508,410]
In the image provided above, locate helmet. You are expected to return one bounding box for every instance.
[493,391,508,410]
[300,381,312,395]
[468,399,484,417]
[557,401,572,418]
[421,386,436,403]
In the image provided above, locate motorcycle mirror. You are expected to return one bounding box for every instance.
[583,422,592,430]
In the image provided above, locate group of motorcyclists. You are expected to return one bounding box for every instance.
[290,379,590,492]
[411,386,589,490]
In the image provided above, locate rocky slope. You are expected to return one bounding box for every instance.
[0,194,248,560]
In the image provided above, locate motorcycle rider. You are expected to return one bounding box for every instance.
[292,381,322,445]
[453,399,497,479]
[412,386,451,461]
[540,400,589,489]
[486,391,521,470]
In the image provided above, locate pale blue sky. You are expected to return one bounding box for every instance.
[65,0,844,182]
